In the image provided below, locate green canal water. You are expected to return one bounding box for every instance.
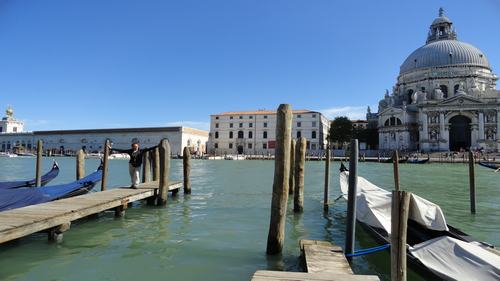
[0,157,498,281]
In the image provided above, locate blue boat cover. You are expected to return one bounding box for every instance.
[0,166,102,212]
[0,162,60,189]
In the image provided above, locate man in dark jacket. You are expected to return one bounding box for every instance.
[109,142,157,189]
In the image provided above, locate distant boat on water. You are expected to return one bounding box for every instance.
[15,152,36,157]
[0,152,18,158]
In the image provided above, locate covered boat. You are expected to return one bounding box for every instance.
[338,163,500,281]
[0,163,102,212]
[479,162,500,171]
[0,161,60,189]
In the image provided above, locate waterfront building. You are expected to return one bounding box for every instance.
[0,106,24,133]
[207,109,330,155]
[0,107,208,156]
[376,8,500,152]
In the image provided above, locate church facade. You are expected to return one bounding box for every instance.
[377,8,500,152]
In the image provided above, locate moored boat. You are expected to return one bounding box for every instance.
[338,163,500,281]
[0,161,60,189]
[407,157,430,164]
[0,163,102,212]
[0,152,18,158]
[479,161,500,171]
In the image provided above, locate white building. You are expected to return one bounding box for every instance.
[0,107,208,156]
[207,109,330,155]
[377,8,500,152]
[0,106,24,133]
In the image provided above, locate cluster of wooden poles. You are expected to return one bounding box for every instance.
[264,104,480,281]
[33,138,193,206]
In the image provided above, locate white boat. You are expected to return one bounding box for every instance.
[15,152,36,157]
[0,152,18,158]
[85,153,102,159]
[338,163,500,281]
[224,154,246,160]
[108,153,130,160]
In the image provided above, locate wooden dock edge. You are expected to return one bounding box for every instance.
[0,181,182,245]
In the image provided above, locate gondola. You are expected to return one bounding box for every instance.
[382,156,408,163]
[338,163,499,281]
[0,161,60,189]
[0,163,102,212]
[479,161,500,171]
[406,157,430,164]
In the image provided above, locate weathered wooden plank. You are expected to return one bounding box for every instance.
[251,270,380,281]
[300,240,353,274]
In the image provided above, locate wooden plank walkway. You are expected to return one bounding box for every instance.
[251,240,380,281]
[0,181,182,244]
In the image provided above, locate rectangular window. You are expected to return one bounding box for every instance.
[263,122,267,128]
[311,143,317,150]
[312,114,316,118]
[297,122,301,127]
[312,121,316,127]
[239,123,243,128]
[214,143,218,148]
[248,143,252,149]
[264,115,267,119]
[248,131,253,138]
[263,131,268,139]
[215,123,219,128]
[239,116,243,119]
[249,116,253,119]
[230,123,233,128]
[312,131,317,139]
[13,127,17,132]
[249,123,253,128]
[263,143,267,149]
[215,132,219,139]
[297,131,301,138]
[230,116,233,119]
[229,143,233,149]
[297,114,301,118]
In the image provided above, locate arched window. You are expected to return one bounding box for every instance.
[407,89,414,104]
[454,84,460,94]
[215,131,219,139]
[237,131,244,139]
[440,85,448,98]
[385,119,390,126]
[248,131,253,138]
[385,117,402,126]
[396,118,402,125]
[229,131,233,139]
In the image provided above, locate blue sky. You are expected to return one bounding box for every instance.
[0,0,499,131]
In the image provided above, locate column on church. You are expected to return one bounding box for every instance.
[439,112,447,150]
[497,110,500,140]
[478,112,484,140]
[422,112,428,139]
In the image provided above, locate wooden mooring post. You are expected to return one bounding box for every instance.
[152,147,160,181]
[289,139,296,195]
[266,104,292,255]
[391,190,410,281]
[323,147,331,211]
[183,147,191,194]
[393,150,400,191]
[76,149,85,180]
[142,150,151,183]
[345,139,358,260]
[157,138,171,206]
[101,139,110,191]
[35,140,43,187]
[294,137,306,213]
[468,151,476,214]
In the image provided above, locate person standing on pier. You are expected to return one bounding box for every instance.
[109,142,157,189]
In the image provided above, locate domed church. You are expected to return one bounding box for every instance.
[377,8,500,152]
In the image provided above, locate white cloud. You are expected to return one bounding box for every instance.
[165,121,210,131]
[320,106,372,120]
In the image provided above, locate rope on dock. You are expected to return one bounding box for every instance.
[344,244,390,257]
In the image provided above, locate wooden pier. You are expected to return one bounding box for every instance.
[0,181,182,244]
[251,239,380,281]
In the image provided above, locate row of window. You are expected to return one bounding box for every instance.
[214,130,317,139]
[215,121,317,129]
[384,117,402,127]
[213,142,319,150]
[214,114,317,120]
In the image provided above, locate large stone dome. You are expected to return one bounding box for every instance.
[399,8,491,75]
[400,40,490,74]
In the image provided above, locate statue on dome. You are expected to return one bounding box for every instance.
[5,106,14,118]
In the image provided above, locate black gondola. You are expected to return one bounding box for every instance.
[479,161,500,171]
[0,161,60,189]
[407,157,430,164]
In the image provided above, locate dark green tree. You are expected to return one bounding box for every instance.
[329,117,353,146]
